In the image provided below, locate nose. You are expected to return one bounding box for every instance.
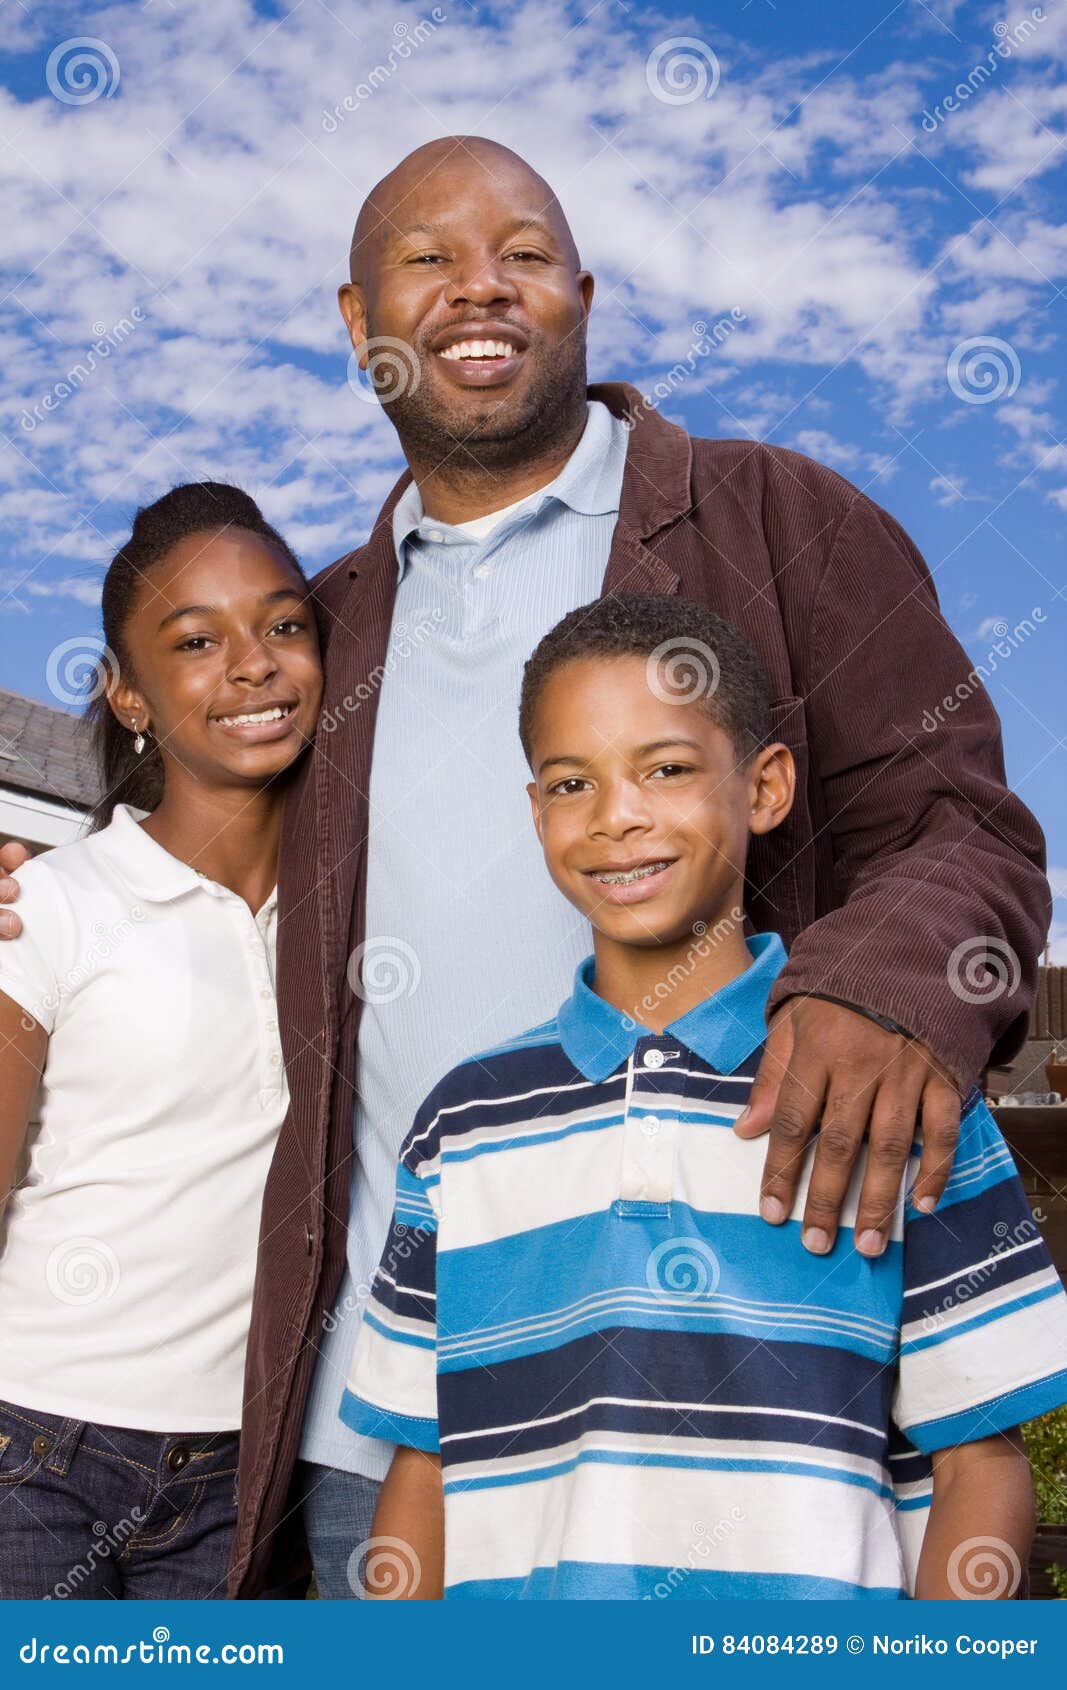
[230,637,279,688]
[443,246,519,311]
[588,774,653,842]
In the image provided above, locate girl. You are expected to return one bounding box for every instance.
[0,482,323,1598]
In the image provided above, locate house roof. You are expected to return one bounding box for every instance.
[0,686,101,811]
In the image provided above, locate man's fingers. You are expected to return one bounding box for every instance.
[911,1075,963,1214]
[757,1053,827,1228]
[734,1008,795,1139]
[0,842,30,874]
[799,1070,881,1255]
[850,1074,926,1257]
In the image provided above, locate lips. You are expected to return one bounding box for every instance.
[584,857,678,906]
[431,321,529,389]
[209,700,302,743]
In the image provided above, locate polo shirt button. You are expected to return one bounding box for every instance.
[167,1445,190,1473]
[642,1116,660,1136]
[642,1048,665,1068]
[472,562,489,579]
[260,988,272,1000]
[426,529,443,543]
[270,1053,281,1067]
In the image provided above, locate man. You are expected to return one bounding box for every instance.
[0,136,1049,1598]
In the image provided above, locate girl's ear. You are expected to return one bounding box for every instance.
[747,743,795,837]
[107,672,149,737]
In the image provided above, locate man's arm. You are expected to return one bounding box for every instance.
[361,1446,444,1600]
[916,1429,1034,1600]
[0,841,30,938]
[739,486,1049,1251]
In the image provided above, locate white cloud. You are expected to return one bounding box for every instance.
[0,0,1061,596]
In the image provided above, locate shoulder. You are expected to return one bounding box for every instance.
[7,827,110,901]
[688,434,866,521]
[397,1015,574,1171]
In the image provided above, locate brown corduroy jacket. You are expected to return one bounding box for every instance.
[227,380,1050,1595]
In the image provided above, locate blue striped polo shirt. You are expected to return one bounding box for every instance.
[341,932,1067,1600]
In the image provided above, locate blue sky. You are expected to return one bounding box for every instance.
[1,0,1065,951]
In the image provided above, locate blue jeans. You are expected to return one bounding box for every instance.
[0,1395,239,1600]
[294,1461,382,1599]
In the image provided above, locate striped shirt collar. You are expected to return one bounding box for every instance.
[390,397,627,579]
[557,930,787,1083]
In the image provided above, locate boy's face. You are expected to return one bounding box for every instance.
[526,654,793,948]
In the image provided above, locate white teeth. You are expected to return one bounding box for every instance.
[592,860,672,886]
[439,339,516,361]
[216,705,291,727]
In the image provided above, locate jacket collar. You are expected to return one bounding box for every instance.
[346,379,694,579]
[557,931,787,1083]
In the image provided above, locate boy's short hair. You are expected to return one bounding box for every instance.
[519,592,773,768]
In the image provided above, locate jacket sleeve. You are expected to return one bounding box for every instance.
[764,488,1050,1093]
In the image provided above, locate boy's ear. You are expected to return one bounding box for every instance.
[526,780,545,846]
[747,743,795,837]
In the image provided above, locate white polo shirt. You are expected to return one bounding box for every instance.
[0,803,286,1432]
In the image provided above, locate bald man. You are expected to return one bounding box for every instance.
[6,136,1044,1597]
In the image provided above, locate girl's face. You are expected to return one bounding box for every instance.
[110,526,323,792]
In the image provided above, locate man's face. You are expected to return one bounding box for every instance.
[340,154,594,461]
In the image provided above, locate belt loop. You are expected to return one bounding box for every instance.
[44,1416,87,1477]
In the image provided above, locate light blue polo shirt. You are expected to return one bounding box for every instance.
[299,399,631,1475]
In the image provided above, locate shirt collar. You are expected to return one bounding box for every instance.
[557,931,788,1083]
[96,804,278,912]
[390,397,627,579]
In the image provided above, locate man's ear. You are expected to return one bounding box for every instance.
[526,780,545,847]
[338,283,368,359]
[747,743,795,837]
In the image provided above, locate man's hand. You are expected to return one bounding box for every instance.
[0,841,30,939]
[734,995,963,1256]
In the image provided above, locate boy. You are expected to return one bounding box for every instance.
[340,593,1067,1600]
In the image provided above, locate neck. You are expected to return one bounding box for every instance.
[405,399,589,526]
[592,911,753,1034]
[139,777,286,913]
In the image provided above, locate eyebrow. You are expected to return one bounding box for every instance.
[537,737,705,777]
[156,587,304,634]
[389,216,560,249]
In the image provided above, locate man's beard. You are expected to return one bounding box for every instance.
[381,332,589,477]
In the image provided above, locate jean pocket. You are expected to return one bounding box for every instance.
[0,1398,64,1486]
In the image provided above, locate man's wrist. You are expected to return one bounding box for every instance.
[779,989,915,1041]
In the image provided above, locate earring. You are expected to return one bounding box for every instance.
[130,718,146,756]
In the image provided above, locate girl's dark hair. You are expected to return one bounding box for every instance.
[518,592,773,767]
[87,481,308,830]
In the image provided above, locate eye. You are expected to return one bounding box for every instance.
[268,617,308,637]
[176,635,214,652]
[650,762,692,780]
[409,252,445,264]
[548,777,591,797]
[505,249,547,262]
